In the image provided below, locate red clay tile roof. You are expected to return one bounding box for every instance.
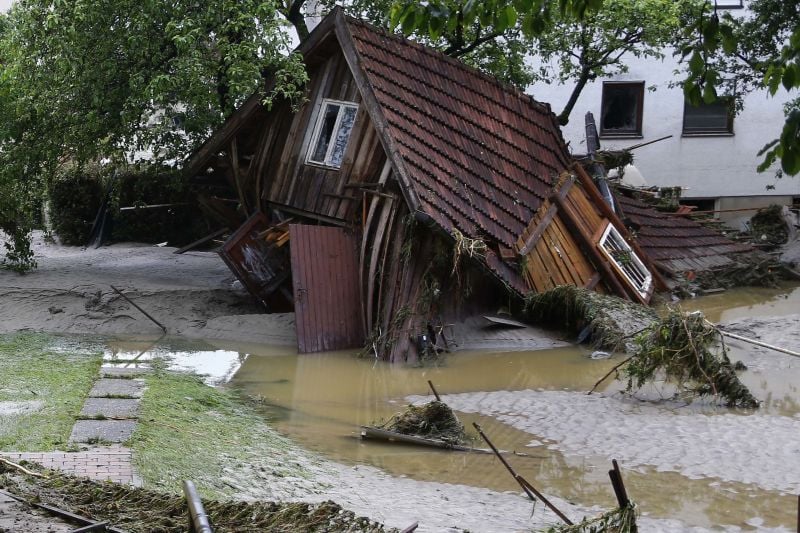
[616,194,754,274]
[345,18,572,293]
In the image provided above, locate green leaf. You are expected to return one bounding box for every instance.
[688,51,703,75]
[702,82,717,104]
[782,63,798,90]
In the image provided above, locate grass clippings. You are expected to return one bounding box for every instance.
[0,333,102,451]
[0,465,390,533]
[131,371,324,500]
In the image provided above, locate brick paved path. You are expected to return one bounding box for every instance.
[1,445,141,486]
[2,364,149,486]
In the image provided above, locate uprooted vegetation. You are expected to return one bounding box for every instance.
[377,401,468,444]
[622,310,758,408]
[523,287,757,408]
[0,465,391,533]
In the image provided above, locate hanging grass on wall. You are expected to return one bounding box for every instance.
[523,285,658,352]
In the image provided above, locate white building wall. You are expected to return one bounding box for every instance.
[529,48,800,204]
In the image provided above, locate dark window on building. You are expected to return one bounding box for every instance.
[683,97,734,135]
[600,82,644,138]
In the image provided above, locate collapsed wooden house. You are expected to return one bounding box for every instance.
[183,8,661,363]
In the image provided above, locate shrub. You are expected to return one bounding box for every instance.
[47,164,105,245]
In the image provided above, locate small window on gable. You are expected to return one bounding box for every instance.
[683,97,734,136]
[598,223,652,300]
[307,99,359,168]
[600,82,644,138]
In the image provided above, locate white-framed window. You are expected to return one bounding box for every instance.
[598,223,652,299]
[306,99,359,168]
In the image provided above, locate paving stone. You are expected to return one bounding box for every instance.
[69,420,137,443]
[100,366,152,378]
[80,398,140,419]
[89,378,144,398]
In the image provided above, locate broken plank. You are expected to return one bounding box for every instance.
[174,228,228,255]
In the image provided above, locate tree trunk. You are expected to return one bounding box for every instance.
[557,70,592,126]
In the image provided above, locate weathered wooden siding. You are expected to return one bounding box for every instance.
[251,47,386,223]
[290,224,364,353]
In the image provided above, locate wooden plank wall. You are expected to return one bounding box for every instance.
[253,47,386,223]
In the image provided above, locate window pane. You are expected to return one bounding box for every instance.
[683,99,732,134]
[310,103,340,163]
[601,85,641,134]
[329,106,357,167]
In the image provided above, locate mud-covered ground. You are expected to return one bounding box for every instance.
[1,232,799,532]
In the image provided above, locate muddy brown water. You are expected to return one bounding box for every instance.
[106,284,800,530]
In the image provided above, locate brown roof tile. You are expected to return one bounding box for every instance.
[346,18,571,290]
[617,194,754,274]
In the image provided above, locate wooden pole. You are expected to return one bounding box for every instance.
[473,423,573,525]
[713,327,800,359]
[110,285,168,334]
[608,459,630,508]
[427,380,442,401]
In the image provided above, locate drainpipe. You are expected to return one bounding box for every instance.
[584,112,616,212]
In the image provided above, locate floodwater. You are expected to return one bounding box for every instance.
[107,284,800,530]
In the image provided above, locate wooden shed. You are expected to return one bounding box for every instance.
[184,8,657,363]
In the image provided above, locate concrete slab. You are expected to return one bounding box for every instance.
[80,398,139,419]
[100,366,152,378]
[69,420,137,443]
[89,378,144,398]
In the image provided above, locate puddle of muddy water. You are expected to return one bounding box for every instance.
[91,284,800,531]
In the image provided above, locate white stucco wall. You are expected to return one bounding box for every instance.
[529,42,800,202]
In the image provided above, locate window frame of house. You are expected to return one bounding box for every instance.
[713,0,743,9]
[599,81,645,139]
[597,223,653,300]
[682,96,735,136]
[305,99,360,169]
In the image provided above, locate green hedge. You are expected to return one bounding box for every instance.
[48,164,208,246]
[47,165,105,245]
[111,166,207,245]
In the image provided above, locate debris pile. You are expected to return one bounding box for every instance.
[748,204,789,248]
[624,310,758,408]
[0,465,390,533]
[547,503,637,533]
[379,401,467,444]
[523,286,657,352]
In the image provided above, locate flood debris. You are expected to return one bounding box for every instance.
[748,204,790,248]
[377,401,468,445]
[0,464,391,533]
[523,286,658,352]
[622,310,758,408]
[547,504,637,533]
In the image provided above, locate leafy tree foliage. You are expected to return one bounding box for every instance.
[384,1,692,125]
[391,0,800,175]
[0,0,308,270]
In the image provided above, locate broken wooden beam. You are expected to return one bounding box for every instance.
[174,228,228,255]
